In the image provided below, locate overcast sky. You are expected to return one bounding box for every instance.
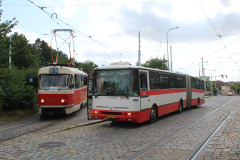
[2,0,240,82]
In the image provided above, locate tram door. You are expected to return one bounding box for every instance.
[87,72,93,120]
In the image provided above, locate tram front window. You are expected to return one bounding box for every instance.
[39,74,73,90]
[93,70,139,97]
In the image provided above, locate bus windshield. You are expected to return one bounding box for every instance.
[39,74,74,90]
[93,69,139,97]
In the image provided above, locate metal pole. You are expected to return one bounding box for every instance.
[138,31,141,66]
[166,27,178,71]
[201,57,203,77]
[9,36,12,69]
[211,73,212,96]
[170,46,172,72]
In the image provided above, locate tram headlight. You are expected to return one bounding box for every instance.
[61,99,65,104]
[40,99,45,104]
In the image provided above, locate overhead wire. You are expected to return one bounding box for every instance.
[27,0,126,59]
[196,0,238,66]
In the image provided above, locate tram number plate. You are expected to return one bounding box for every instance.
[106,115,116,118]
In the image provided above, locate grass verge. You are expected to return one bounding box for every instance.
[0,106,38,123]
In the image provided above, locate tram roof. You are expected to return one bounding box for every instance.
[38,65,87,76]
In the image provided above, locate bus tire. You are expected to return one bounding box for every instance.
[149,106,157,123]
[178,101,183,113]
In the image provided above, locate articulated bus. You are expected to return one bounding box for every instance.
[87,62,205,123]
[38,64,87,118]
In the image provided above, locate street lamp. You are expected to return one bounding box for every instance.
[166,27,178,71]
[42,57,45,66]
[198,61,208,78]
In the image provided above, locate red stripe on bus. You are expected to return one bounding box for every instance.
[140,89,187,96]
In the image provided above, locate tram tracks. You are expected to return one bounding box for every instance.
[0,115,72,143]
[125,98,237,160]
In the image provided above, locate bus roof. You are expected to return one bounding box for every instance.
[94,63,187,76]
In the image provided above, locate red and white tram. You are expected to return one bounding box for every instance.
[38,64,87,118]
[87,62,205,123]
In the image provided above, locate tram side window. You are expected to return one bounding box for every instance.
[169,74,176,88]
[160,73,169,89]
[150,72,160,90]
[80,76,83,87]
[74,74,80,89]
[191,77,196,89]
[67,75,74,89]
[140,72,148,90]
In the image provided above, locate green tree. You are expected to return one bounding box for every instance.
[0,67,37,111]
[142,57,168,70]
[0,18,18,68]
[230,83,240,94]
[74,59,98,72]
[11,32,36,69]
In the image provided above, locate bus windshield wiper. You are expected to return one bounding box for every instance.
[117,90,129,99]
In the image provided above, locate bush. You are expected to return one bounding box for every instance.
[0,68,37,111]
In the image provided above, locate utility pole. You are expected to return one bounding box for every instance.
[201,57,203,77]
[9,35,12,69]
[170,46,172,72]
[138,31,141,66]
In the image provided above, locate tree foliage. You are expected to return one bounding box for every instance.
[0,18,99,111]
[142,57,168,70]
[230,83,240,94]
[0,68,37,111]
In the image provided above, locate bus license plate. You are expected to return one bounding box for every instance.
[106,115,116,118]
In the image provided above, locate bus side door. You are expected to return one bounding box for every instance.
[87,72,93,120]
[140,70,150,110]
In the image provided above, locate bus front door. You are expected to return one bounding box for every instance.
[87,72,93,120]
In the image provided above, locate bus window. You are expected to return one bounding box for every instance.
[169,74,176,88]
[93,69,140,97]
[160,73,169,89]
[191,77,196,89]
[196,80,200,89]
[182,75,186,88]
[140,71,148,90]
[150,72,160,90]
[176,75,183,88]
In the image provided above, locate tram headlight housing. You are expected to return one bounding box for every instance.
[40,99,45,104]
[61,99,65,104]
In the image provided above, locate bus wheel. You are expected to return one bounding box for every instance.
[178,101,183,113]
[150,106,157,123]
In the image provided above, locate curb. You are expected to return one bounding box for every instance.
[48,120,105,134]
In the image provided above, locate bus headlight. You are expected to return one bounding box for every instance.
[127,113,131,116]
[92,111,98,114]
[61,99,65,104]
[40,99,45,103]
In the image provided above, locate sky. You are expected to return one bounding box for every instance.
[1,0,240,82]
